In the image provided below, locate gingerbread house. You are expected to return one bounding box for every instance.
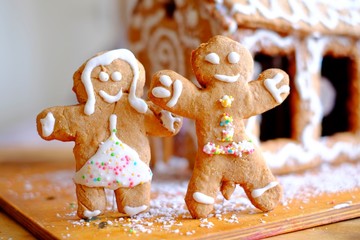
[128,0,360,173]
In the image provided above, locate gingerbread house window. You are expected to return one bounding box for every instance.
[164,0,176,18]
[254,54,293,142]
[320,56,352,137]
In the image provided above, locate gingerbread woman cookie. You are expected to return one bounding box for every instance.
[149,35,290,218]
[37,49,182,219]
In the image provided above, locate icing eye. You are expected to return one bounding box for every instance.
[99,71,109,82]
[205,53,220,65]
[228,52,240,64]
[111,71,122,81]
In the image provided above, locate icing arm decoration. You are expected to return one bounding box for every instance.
[264,73,290,103]
[159,74,172,87]
[151,74,183,108]
[152,87,171,98]
[160,110,182,133]
[40,112,55,137]
[167,79,183,107]
[151,75,172,98]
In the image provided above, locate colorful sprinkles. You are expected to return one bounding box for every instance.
[220,113,233,127]
[203,95,255,156]
[203,141,255,157]
[74,115,152,190]
[219,95,234,108]
[220,113,234,142]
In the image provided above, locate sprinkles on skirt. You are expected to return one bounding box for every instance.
[73,114,152,190]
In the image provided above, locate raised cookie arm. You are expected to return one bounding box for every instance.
[144,101,183,137]
[36,105,81,141]
[245,69,290,118]
[148,70,202,120]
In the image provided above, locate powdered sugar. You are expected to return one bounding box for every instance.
[5,158,360,237]
[67,159,360,235]
[279,162,360,205]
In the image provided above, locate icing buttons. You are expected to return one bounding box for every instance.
[219,95,234,108]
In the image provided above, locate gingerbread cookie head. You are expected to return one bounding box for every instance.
[191,35,254,88]
[72,49,148,115]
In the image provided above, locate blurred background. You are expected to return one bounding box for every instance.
[0,0,132,156]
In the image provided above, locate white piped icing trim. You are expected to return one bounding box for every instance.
[131,10,165,53]
[173,8,201,49]
[167,80,183,107]
[99,89,123,103]
[265,139,360,170]
[40,112,55,137]
[214,73,240,83]
[83,209,101,219]
[193,192,215,205]
[264,73,289,103]
[81,49,148,115]
[229,0,360,30]
[160,110,181,133]
[148,28,186,76]
[239,29,294,53]
[251,182,278,198]
[124,205,147,216]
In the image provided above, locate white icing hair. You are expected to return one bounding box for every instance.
[81,49,148,115]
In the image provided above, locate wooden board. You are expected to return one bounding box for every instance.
[0,160,359,240]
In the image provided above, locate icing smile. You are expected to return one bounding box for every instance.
[214,73,240,83]
[99,88,123,103]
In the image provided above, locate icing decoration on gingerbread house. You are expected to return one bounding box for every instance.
[128,0,360,173]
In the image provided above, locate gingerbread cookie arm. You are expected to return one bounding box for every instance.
[36,105,80,141]
[149,70,202,119]
[144,101,183,136]
[245,69,290,118]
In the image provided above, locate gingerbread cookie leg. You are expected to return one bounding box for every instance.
[114,182,151,216]
[240,150,282,212]
[185,158,223,218]
[76,184,106,219]
[220,181,236,200]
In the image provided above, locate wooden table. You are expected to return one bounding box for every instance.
[1,209,360,239]
[0,158,360,239]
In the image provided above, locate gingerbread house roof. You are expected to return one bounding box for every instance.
[210,0,360,37]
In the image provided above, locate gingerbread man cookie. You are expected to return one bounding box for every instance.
[149,35,290,218]
[37,49,182,219]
